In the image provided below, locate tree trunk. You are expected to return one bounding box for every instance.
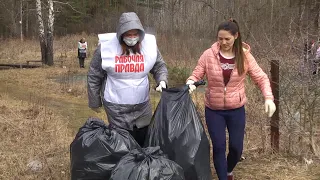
[270,0,274,42]
[20,0,23,42]
[314,0,320,37]
[46,0,54,66]
[36,0,47,64]
[296,0,306,38]
[26,1,29,38]
[10,1,18,37]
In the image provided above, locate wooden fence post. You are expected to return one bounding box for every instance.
[270,60,280,152]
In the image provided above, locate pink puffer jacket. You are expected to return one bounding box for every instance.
[188,42,274,110]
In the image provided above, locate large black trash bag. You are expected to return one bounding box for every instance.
[70,117,138,180]
[145,86,212,180]
[110,146,185,180]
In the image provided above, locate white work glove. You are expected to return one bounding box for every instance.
[186,80,196,94]
[91,107,102,113]
[156,81,166,92]
[265,99,276,117]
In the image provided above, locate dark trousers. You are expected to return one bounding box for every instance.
[205,106,246,180]
[79,58,85,68]
[127,125,148,147]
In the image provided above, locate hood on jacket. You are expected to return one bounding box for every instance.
[116,12,145,42]
[211,42,251,55]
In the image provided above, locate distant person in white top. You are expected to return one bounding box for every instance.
[305,39,320,75]
[78,38,87,68]
[314,42,320,74]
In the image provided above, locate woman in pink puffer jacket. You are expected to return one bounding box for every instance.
[186,19,276,180]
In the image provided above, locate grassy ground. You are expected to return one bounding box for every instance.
[0,37,320,179]
[1,65,319,180]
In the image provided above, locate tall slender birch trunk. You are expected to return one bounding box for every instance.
[46,0,54,66]
[35,0,55,66]
[20,0,23,42]
[36,0,47,64]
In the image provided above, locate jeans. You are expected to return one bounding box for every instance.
[79,58,85,68]
[205,106,246,180]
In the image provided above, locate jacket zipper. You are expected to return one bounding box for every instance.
[224,69,236,108]
[217,52,235,109]
[224,87,227,107]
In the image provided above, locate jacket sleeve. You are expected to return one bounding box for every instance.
[246,53,274,100]
[87,44,105,108]
[187,51,207,82]
[150,49,168,85]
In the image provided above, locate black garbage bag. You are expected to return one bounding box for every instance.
[110,146,185,180]
[70,117,138,180]
[145,85,212,180]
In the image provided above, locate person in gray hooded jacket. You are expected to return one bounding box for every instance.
[87,12,168,146]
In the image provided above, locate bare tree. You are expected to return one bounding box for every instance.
[35,0,55,66]
[20,0,23,41]
[36,0,46,64]
[314,0,320,37]
[9,0,19,37]
[46,0,54,66]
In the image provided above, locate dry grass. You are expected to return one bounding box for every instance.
[0,93,72,179]
[0,34,98,65]
[235,154,320,180]
[0,37,320,179]
[0,66,105,179]
[192,87,320,180]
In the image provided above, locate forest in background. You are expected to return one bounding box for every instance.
[0,0,319,67]
[1,0,319,42]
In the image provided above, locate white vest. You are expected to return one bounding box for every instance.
[98,33,116,44]
[100,33,157,104]
[78,42,87,53]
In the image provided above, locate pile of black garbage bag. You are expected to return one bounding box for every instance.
[70,83,212,180]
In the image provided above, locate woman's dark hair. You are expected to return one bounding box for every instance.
[79,38,85,43]
[217,19,245,75]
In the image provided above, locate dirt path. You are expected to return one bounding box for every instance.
[0,69,161,133]
[0,71,105,133]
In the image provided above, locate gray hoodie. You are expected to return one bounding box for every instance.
[87,12,168,130]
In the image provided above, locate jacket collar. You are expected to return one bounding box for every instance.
[210,42,251,56]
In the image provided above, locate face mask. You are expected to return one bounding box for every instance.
[123,36,139,46]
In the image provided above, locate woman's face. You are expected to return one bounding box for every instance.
[217,30,238,52]
[123,29,139,38]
